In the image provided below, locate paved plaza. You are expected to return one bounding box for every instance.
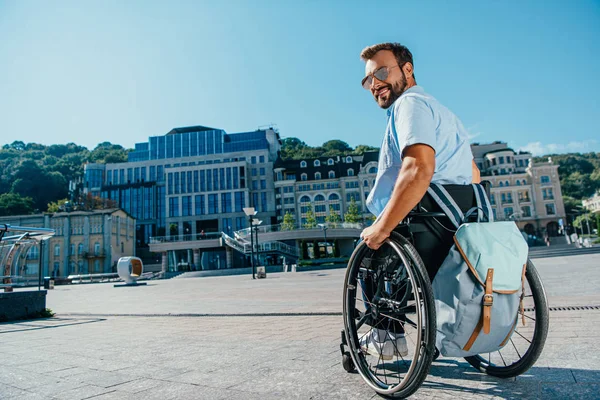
[1,254,599,399]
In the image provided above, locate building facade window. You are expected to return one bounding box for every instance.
[235,191,245,212]
[347,168,354,176]
[314,160,321,167]
[300,161,307,168]
[328,171,335,179]
[54,244,60,257]
[195,195,205,215]
[301,173,307,181]
[315,172,321,180]
[208,194,219,214]
[327,159,334,165]
[182,196,192,216]
[169,197,179,217]
[545,203,556,215]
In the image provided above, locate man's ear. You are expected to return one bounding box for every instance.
[403,63,414,80]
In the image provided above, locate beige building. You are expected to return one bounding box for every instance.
[0,208,135,278]
[583,192,600,214]
[472,142,566,236]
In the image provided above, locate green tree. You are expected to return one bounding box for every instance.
[304,205,317,228]
[562,196,582,216]
[561,172,596,199]
[47,198,69,213]
[353,144,379,155]
[573,213,595,235]
[321,140,352,156]
[281,211,296,230]
[326,206,341,224]
[344,198,362,223]
[0,193,34,216]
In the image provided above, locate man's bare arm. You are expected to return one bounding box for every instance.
[361,144,435,250]
[472,160,481,184]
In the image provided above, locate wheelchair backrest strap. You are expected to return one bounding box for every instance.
[426,184,464,229]
[427,183,494,229]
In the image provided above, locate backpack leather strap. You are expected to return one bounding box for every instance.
[463,268,495,351]
[483,268,494,334]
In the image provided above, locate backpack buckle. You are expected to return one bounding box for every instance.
[483,294,493,306]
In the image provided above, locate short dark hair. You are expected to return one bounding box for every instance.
[360,42,414,77]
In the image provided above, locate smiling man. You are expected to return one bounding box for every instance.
[358,42,481,359]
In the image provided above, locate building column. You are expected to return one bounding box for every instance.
[193,249,201,270]
[225,247,233,269]
[161,252,168,273]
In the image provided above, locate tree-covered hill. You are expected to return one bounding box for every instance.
[0,141,129,216]
[279,138,377,160]
[533,152,600,216]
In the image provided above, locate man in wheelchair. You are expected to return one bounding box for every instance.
[358,42,482,360]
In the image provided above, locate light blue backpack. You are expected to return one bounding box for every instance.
[428,183,529,357]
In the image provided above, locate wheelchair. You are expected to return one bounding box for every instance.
[339,210,550,399]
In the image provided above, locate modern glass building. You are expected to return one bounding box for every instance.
[84,125,281,263]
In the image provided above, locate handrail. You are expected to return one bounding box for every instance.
[150,232,222,244]
[235,222,364,239]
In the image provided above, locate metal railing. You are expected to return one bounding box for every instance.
[150,232,222,244]
[221,232,299,257]
[235,222,364,240]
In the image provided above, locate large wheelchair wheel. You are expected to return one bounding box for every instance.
[343,232,436,398]
[464,259,549,378]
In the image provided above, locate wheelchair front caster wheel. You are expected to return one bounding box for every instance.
[342,352,355,372]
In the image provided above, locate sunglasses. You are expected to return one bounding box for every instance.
[361,65,400,90]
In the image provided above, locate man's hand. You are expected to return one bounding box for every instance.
[360,221,392,250]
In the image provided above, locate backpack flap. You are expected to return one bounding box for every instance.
[453,221,528,293]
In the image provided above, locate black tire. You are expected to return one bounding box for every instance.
[464,259,549,378]
[343,232,436,398]
[342,353,355,373]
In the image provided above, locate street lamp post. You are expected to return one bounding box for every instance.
[243,207,257,279]
[318,223,328,257]
[253,219,263,268]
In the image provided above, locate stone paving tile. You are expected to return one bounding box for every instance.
[572,369,600,383]
[21,378,87,398]
[540,382,600,399]
[62,369,138,388]
[133,382,230,400]
[0,366,62,391]
[50,385,115,400]
[17,361,78,374]
[104,378,163,394]
[85,390,138,400]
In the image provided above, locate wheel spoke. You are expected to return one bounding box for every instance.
[510,337,522,359]
[513,329,532,344]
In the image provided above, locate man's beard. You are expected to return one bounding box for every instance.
[376,72,407,109]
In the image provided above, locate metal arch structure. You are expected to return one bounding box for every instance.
[1,225,55,290]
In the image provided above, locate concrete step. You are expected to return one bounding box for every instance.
[529,246,600,259]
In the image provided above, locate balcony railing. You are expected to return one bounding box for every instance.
[81,250,107,259]
[150,232,222,244]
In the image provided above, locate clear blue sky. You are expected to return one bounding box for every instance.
[1,0,599,155]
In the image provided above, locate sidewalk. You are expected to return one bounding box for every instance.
[1,254,599,399]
